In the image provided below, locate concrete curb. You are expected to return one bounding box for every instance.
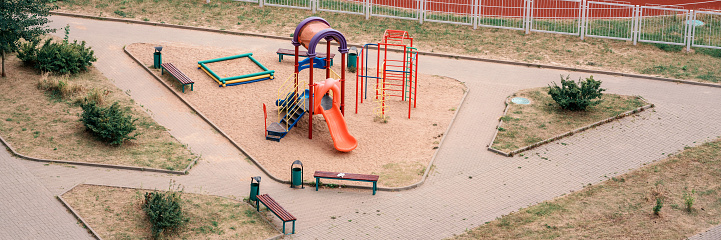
[124,44,469,192]
[488,96,655,157]
[57,183,103,240]
[0,134,195,175]
[50,11,721,90]
[123,46,290,185]
[57,183,284,239]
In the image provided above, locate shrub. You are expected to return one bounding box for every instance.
[684,189,695,212]
[143,191,188,239]
[17,37,96,75]
[547,75,605,111]
[80,101,138,146]
[37,74,84,99]
[653,198,663,215]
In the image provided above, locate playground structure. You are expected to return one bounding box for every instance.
[264,17,357,153]
[356,30,419,119]
[198,53,274,87]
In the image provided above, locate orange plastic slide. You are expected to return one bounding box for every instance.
[319,104,357,152]
[313,78,357,152]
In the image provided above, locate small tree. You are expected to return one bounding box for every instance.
[0,0,58,77]
[144,190,188,239]
[80,101,138,146]
[547,75,605,111]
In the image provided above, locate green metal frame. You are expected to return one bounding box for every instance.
[314,177,377,195]
[197,53,275,84]
[255,199,296,235]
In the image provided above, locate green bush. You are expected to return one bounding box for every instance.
[547,75,605,111]
[80,101,138,146]
[653,198,663,215]
[684,189,695,212]
[17,38,96,75]
[143,191,188,239]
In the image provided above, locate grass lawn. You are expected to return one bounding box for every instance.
[454,138,721,239]
[62,184,278,239]
[491,87,648,154]
[54,0,721,83]
[0,54,195,171]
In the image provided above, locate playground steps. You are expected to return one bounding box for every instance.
[266,96,308,142]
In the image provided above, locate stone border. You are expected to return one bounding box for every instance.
[50,11,721,89]
[124,44,469,192]
[56,183,284,239]
[488,96,655,157]
[0,134,197,175]
[56,183,103,240]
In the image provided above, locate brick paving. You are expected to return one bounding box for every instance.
[2,14,720,239]
[0,144,92,239]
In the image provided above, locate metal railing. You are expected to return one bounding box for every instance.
[239,0,721,50]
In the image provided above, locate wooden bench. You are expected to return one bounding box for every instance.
[277,48,335,66]
[160,63,194,93]
[255,194,297,235]
[314,171,379,195]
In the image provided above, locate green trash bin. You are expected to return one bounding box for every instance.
[347,52,357,69]
[292,168,302,185]
[153,46,163,69]
[347,46,358,70]
[153,52,161,69]
[290,160,304,189]
[249,176,260,202]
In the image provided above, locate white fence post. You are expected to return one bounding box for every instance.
[632,5,640,45]
[312,0,316,13]
[419,0,424,24]
[686,10,693,52]
[525,0,533,34]
[579,0,587,40]
[472,0,478,29]
[259,0,264,7]
[365,0,370,20]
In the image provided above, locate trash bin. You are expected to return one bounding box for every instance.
[290,160,304,189]
[347,46,358,69]
[153,46,163,69]
[249,176,261,202]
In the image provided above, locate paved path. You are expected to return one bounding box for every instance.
[0,142,92,239]
[3,15,720,239]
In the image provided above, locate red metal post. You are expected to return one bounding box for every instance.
[402,47,406,101]
[414,50,418,108]
[295,45,299,94]
[263,103,267,136]
[326,41,331,79]
[355,52,359,114]
[309,56,314,140]
[376,43,380,100]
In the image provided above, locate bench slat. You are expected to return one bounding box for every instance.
[161,63,194,84]
[257,194,296,222]
[313,171,379,181]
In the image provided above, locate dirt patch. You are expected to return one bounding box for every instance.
[491,87,648,154]
[62,184,278,239]
[126,42,465,187]
[0,55,195,170]
[455,138,721,239]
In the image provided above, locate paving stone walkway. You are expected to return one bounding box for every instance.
[2,15,720,239]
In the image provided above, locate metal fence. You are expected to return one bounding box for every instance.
[240,0,721,50]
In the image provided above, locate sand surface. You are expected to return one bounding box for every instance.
[127,42,465,187]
